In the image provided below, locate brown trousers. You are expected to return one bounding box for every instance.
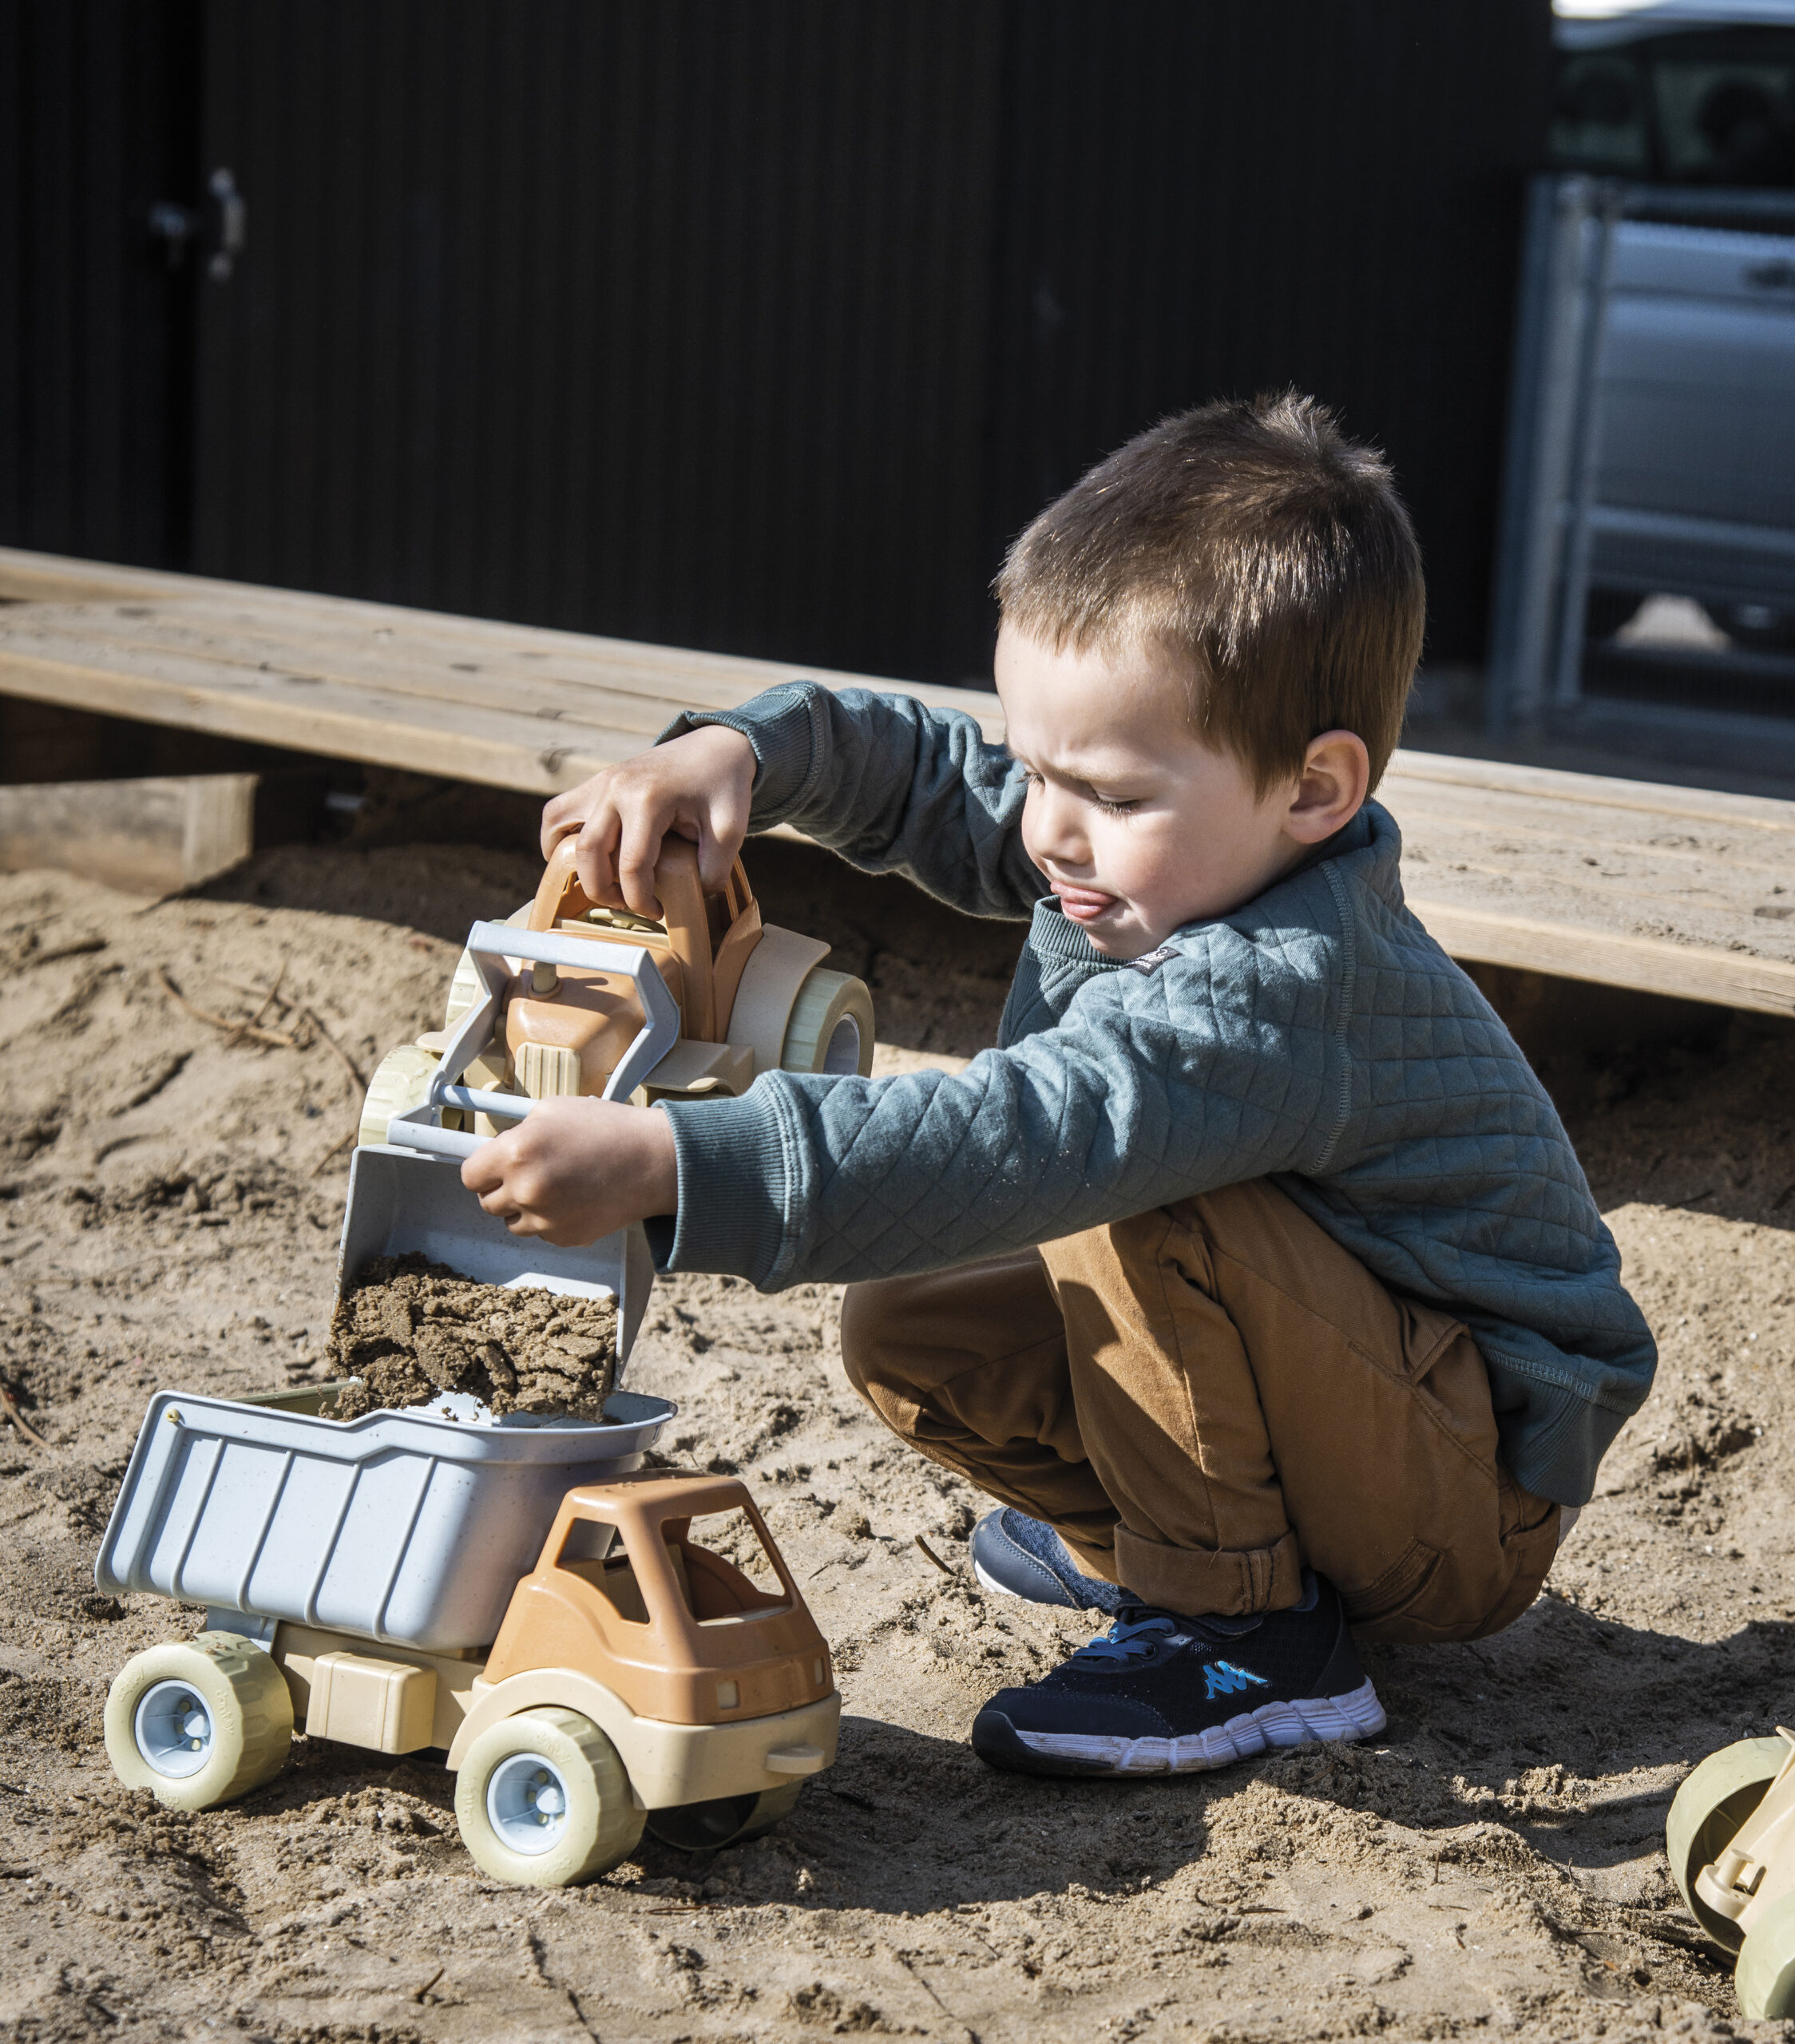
[842,1178,1561,1643]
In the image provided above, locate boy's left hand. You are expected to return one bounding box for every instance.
[461,1096,678,1246]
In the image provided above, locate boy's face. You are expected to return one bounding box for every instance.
[994,623,1366,959]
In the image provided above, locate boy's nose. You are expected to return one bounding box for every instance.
[1029,786,1090,868]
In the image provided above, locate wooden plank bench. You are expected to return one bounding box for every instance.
[3,545,1793,1019]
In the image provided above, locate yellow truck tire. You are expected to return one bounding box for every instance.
[104,1632,294,1811]
[455,1708,644,1888]
[780,969,874,1078]
[1666,1736,1789,1951]
[357,1044,441,1150]
[1738,1890,1795,2018]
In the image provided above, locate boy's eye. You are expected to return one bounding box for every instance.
[1092,794,1140,817]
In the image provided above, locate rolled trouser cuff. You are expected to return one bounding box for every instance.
[1114,1523,1304,1617]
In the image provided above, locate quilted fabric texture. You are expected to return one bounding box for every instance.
[654,685,1657,1506]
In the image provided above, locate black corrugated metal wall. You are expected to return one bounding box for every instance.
[0,0,200,568]
[3,1,1552,687]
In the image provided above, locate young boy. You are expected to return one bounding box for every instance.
[466,394,1656,1780]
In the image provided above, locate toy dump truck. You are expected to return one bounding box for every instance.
[1668,1729,1795,2018]
[93,837,867,1884]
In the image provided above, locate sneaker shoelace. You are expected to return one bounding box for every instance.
[1069,1604,1262,1666]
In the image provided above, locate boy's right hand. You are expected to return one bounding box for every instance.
[541,723,758,921]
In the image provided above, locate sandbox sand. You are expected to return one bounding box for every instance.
[1,836,1792,2042]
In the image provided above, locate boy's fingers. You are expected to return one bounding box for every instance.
[540,781,592,859]
[573,800,628,910]
[614,809,668,921]
[698,786,751,892]
[459,1138,508,1195]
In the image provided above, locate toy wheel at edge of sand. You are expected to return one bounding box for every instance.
[645,1779,803,1851]
[1738,1889,1795,2018]
[359,1044,442,1149]
[780,967,875,1076]
[104,1632,295,1810]
[454,1706,644,1886]
[1666,1735,1789,1951]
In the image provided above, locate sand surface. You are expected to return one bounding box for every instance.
[2,837,1793,2042]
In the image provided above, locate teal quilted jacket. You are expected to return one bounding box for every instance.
[652,684,1656,1506]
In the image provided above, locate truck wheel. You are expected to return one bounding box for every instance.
[455,1709,644,1888]
[646,1780,803,1851]
[104,1632,294,1811]
[357,1044,440,1149]
[1666,1737,1789,1951]
[1737,1891,1795,2018]
[780,969,874,1078]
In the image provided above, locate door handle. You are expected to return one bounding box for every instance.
[147,168,246,281]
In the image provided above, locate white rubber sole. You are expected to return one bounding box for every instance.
[1012,1674,1387,1775]
[973,1553,1116,1609]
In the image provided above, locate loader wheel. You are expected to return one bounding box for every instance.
[780,969,874,1078]
[357,1044,441,1149]
[454,1709,644,1888]
[1666,1737,1789,1951]
[646,1780,803,1852]
[104,1632,294,1811]
[1737,1890,1795,2018]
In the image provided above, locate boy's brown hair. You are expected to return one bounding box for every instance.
[993,393,1425,792]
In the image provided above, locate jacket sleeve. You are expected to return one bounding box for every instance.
[652,925,1342,1289]
[660,682,1045,922]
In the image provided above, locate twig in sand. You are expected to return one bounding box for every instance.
[299,1006,366,1088]
[211,972,366,1087]
[32,935,108,966]
[0,1384,46,1448]
[913,1533,953,1575]
[309,1126,359,1176]
[249,961,287,1028]
[410,1965,446,2003]
[157,967,299,1050]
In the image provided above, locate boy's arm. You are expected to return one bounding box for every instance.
[659,683,1046,921]
[653,932,1336,1288]
[465,927,1334,1274]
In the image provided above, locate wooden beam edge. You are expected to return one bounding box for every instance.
[1410,897,1795,1017]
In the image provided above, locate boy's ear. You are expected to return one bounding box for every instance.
[1284,731,1370,844]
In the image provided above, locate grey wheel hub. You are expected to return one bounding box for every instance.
[133,1680,215,1779]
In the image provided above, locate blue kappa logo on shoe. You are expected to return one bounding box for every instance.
[1204,1659,1270,1701]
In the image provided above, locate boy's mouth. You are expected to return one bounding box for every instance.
[1052,883,1120,924]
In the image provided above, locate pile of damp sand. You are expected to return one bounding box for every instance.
[326,1252,618,1420]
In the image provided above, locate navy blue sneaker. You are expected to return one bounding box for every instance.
[969,1508,1127,1616]
[970,1572,1383,1777]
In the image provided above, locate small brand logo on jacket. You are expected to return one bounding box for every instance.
[1203,1660,1270,1701]
[1129,945,1180,975]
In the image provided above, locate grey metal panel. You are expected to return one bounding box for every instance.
[1600,280,1795,528]
[1608,220,1795,299]
[1488,176,1795,739]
